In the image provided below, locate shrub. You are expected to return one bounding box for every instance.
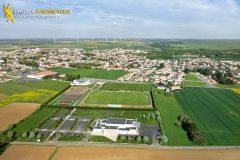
[29,131,36,139]
[143,136,149,143]
[127,136,133,141]
[37,133,42,139]
[136,136,142,142]
[155,111,160,116]
[22,132,28,138]
[7,131,14,139]
[119,135,126,141]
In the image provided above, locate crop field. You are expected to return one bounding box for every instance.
[51,68,127,80]
[175,87,240,145]
[101,83,151,91]
[0,145,56,160]
[84,91,151,106]
[171,40,240,50]
[0,40,148,51]
[51,146,240,160]
[0,80,70,107]
[0,103,40,131]
[232,89,240,94]
[153,90,193,145]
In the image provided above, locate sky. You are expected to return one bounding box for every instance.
[0,0,240,39]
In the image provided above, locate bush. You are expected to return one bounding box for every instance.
[119,135,126,141]
[7,131,14,139]
[21,132,28,138]
[37,133,42,139]
[127,136,133,141]
[155,111,160,116]
[136,136,142,142]
[143,136,149,143]
[29,131,36,139]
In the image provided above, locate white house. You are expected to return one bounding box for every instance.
[91,118,140,141]
[71,79,92,86]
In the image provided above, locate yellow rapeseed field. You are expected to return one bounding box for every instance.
[231,89,240,94]
[0,89,57,107]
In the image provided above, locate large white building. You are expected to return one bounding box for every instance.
[91,118,140,141]
[71,79,92,86]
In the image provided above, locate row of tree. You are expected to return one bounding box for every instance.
[118,135,150,144]
[178,115,207,145]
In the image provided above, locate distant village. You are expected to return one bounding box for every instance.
[0,48,240,88]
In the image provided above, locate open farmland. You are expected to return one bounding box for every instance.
[84,91,151,106]
[0,80,70,107]
[153,90,192,145]
[0,103,40,131]
[175,87,240,145]
[51,68,127,80]
[101,83,151,91]
[51,146,240,160]
[0,145,56,160]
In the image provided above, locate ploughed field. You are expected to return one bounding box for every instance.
[0,103,40,131]
[1,145,240,160]
[175,87,240,145]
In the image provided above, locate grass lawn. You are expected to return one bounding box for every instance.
[182,81,208,87]
[175,87,240,146]
[58,135,83,141]
[85,91,151,105]
[51,68,127,80]
[101,83,150,92]
[154,90,193,146]
[0,80,70,107]
[73,109,158,125]
[185,73,201,81]
[183,73,208,87]
[89,136,113,143]
[12,107,58,136]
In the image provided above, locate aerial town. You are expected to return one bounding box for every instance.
[1,48,240,87]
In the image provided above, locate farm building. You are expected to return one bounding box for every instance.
[71,79,93,86]
[27,70,57,79]
[91,118,140,141]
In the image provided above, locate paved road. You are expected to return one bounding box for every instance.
[10,141,240,150]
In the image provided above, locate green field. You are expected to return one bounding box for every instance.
[101,83,150,91]
[85,91,151,105]
[154,90,193,146]
[182,81,208,87]
[175,87,240,146]
[171,40,240,50]
[12,107,58,136]
[0,80,70,107]
[185,73,201,81]
[183,73,208,87]
[51,68,127,80]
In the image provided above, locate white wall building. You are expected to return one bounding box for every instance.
[71,79,92,86]
[91,118,140,141]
